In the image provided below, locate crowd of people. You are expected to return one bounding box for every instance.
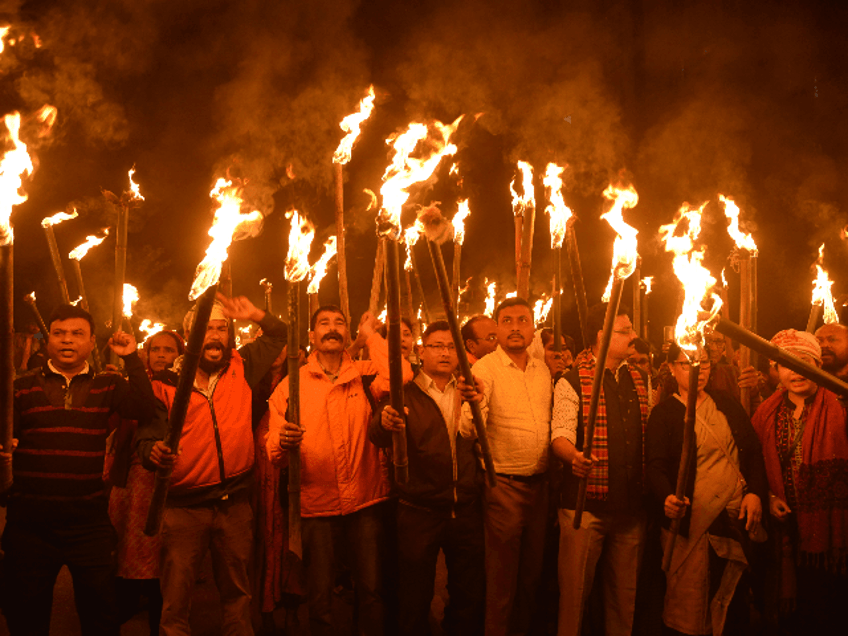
[1,293,847,636]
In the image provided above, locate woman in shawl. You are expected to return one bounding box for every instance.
[750,329,848,634]
[647,343,768,635]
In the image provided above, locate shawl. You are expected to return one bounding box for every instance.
[752,386,848,571]
[576,348,649,499]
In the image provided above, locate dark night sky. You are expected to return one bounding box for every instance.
[2,0,848,345]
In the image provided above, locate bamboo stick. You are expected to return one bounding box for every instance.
[553,247,563,380]
[385,239,409,485]
[71,261,103,373]
[566,220,589,349]
[0,244,13,492]
[23,294,48,339]
[633,258,642,337]
[369,239,386,316]
[409,247,431,324]
[333,163,350,321]
[43,225,70,304]
[807,304,823,333]
[111,205,128,365]
[517,201,536,300]
[739,252,752,414]
[308,293,319,319]
[514,215,523,289]
[287,282,303,558]
[452,242,461,315]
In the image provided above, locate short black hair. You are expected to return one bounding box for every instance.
[423,320,451,342]
[47,304,96,336]
[494,297,533,323]
[461,314,490,351]
[666,342,684,365]
[144,330,185,357]
[586,302,631,347]
[310,305,347,331]
[401,317,414,333]
[539,328,576,356]
[631,337,651,356]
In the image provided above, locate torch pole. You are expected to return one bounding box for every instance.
[514,215,523,289]
[43,225,71,304]
[517,205,535,300]
[23,296,48,339]
[144,284,218,536]
[566,220,590,349]
[807,304,822,333]
[263,286,273,314]
[662,358,701,572]
[409,248,431,324]
[385,239,409,485]
[308,293,319,319]
[452,242,461,316]
[287,282,303,558]
[427,239,497,487]
[333,163,350,321]
[71,261,103,374]
[633,258,642,338]
[642,287,649,341]
[573,276,625,529]
[404,269,417,339]
[715,318,848,398]
[0,245,14,493]
[369,239,386,316]
[751,254,758,371]
[553,247,563,380]
[111,205,129,366]
[739,251,752,414]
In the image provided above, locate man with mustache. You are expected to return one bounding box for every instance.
[457,297,553,636]
[815,323,848,382]
[267,306,411,636]
[137,294,286,636]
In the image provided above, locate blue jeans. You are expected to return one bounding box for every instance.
[302,503,386,636]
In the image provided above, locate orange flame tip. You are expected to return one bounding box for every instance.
[510,161,535,218]
[138,319,166,347]
[642,276,653,295]
[484,278,497,317]
[285,210,315,284]
[719,194,757,255]
[0,113,34,246]
[533,295,553,325]
[811,244,839,324]
[452,200,471,246]
[128,167,144,201]
[41,208,79,228]
[69,229,110,260]
[37,105,58,136]
[600,184,640,302]
[259,278,272,290]
[122,284,139,318]
[307,236,338,294]
[543,163,572,249]
[403,224,421,271]
[334,85,376,165]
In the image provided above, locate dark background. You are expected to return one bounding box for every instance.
[2,0,847,345]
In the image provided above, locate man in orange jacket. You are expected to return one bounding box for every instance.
[267,305,412,636]
[137,294,286,636]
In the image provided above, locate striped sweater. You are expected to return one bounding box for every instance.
[9,352,156,523]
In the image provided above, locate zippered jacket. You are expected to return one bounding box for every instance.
[137,313,286,507]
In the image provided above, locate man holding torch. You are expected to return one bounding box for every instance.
[266,306,411,636]
[136,295,286,636]
[551,302,649,636]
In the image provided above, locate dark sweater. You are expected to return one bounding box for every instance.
[645,391,769,537]
[9,351,155,523]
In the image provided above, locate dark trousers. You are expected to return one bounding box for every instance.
[397,499,485,636]
[0,515,119,636]
[302,503,386,636]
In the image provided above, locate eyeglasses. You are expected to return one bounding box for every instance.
[424,343,456,352]
[476,335,498,342]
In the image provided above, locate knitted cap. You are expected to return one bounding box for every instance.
[770,329,822,364]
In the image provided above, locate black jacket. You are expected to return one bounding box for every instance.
[645,390,769,537]
[369,378,481,509]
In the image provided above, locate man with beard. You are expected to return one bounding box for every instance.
[267,306,411,636]
[551,303,649,636]
[137,295,286,636]
[457,297,552,636]
[815,323,848,382]
[461,314,499,365]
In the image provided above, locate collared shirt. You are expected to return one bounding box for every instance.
[47,359,90,385]
[460,345,552,475]
[416,371,459,461]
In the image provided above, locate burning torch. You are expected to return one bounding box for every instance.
[807,244,838,332]
[307,236,337,318]
[41,209,78,303]
[452,200,471,315]
[68,231,109,373]
[260,278,273,313]
[511,161,536,300]
[404,224,431,324]
[543,163,572,377]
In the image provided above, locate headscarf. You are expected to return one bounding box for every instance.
[771,329,822,364]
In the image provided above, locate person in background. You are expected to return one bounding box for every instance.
[814,322,848,382]
[461,315,498,365]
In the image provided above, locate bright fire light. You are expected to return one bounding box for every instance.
[543,163,572,249]
[811,244,839,324]
[123,284,139,318]
[719,194,757,255]
[0,113,33,246]
[70,296,82,306]
[642,276,653,295]
[600,184,640,302]
[37,105,58,135]
[285,210,315,283]
[484,278,497,317]
[307,236,338,295]
[534,295,553,325]
[0,26,9,54]
[403,224,420,271]
[69,229,110,261]
[510,161,534,218]
[190,179,264,300]
[128,167,144,201]
[333,85,376,165]
[41,209,79,228]
[452,199,471,245]
[659,201,723,354]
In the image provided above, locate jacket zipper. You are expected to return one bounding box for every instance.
[205,380,227,485]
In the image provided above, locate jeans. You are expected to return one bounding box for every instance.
[1,515,119,636]
[159,497,254,636]
[397,500,485,636]
[302,503,386,636]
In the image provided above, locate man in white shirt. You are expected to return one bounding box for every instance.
[458,298,552,636]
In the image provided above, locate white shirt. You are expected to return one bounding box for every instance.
[415,371,459,460]
[460,345,552,475]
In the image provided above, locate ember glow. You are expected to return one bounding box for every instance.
[41,209,79,228]
[0,113,34,246]
[70,296,83,307]
[452,200,471,245]
[122,284,139,318]
[69,229,110,261]
[811,244,839,324]
[533,295,553,325]
[484,278,497,317]
[600,184,640,302]
[37,105,58,136]
[642,276,653,295]
[719,194,757,255]
[377,116,463,239]
[284,210,315,283]
[543,163,572,249]
[333,85,376,165]
[510,161,535,218]
[128,167,144,201]
[403,224,420,271]
[659,201,723,353]
[190,179,264,300]
[307,236,338,295]
[139,319,165,342]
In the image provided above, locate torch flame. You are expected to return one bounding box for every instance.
[484,278,497,317]
[452,199,471,246]
[259,278,272,290]
[122,284,139,318]
[41,209,79,228]
[378,305,387,324]
[543,163,572,249]
[600,184,640,302]
[138,319,166,347]
[377,116,464,239]
[403,224,420,271]
[285,210,315,283]
[70,296,83,307]
[505,291,517,299]
[719,194,757,255]
[533,295,553,325]
[659,201,723,354]
[190,179,264,300]
[128,167,144,201]
[510,161,535,218]
[69,229,110,261]
[307,236,338,295]
[333,85,376,165]
[811,244,839,324]
[642,276,653,295]
[0,113,34,246]
[0,26,9,54]
[25,291,35,303]
[37,105,58,136]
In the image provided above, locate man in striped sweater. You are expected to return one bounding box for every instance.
[1,303,156,636]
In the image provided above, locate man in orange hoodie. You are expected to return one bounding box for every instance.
[267,305,412,636]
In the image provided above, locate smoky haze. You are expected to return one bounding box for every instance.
[2,0,846,343]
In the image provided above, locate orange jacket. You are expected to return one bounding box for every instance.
[266,333,411,517]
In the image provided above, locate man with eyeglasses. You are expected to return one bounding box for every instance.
[461,314,499,365]
[370,320,484,635]
[551,302,650,636]
[457,297,552,636]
